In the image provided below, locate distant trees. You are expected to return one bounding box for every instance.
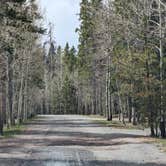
[76,0,103,115]
[44,35,78,115]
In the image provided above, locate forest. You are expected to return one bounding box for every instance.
[0,0,166,140]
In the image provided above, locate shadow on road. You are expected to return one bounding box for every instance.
[0,159,165,166]
[0,118,148,149]
[0,115,164,166]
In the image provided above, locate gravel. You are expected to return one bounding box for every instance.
[0,115,165,166]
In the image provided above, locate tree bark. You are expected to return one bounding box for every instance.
[0,81,4,135]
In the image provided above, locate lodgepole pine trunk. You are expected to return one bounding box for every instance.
[0,81,4,135]
[158,0,166,138]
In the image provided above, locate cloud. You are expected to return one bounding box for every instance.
[38,0,80,48]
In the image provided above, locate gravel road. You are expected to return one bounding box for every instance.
[0,115,166,166]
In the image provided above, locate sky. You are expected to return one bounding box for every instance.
[38,0,80,48]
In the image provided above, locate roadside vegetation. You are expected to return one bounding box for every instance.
[93,118,146,130]
[155,138,166,152]
[3,125,25,138]
[89,114,166,152]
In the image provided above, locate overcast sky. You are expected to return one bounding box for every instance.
[38,0,80,48]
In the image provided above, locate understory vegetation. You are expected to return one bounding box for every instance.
[0,0,166,139]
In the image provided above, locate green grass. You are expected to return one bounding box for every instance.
[1,116,38,138]
[3,124,25,138]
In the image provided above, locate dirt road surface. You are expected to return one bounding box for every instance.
[0,115,166,166]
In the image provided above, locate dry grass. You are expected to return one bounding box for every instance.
[154,138,166,152]
[88,115,145,130]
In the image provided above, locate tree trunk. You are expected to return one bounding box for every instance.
[128,97,132,123]
[158,0,166,138]
[6,56,14,126]
[160,121,165,138]
[17,68,24,124]
[132,106,137,126]
[0,81,4,135]
[106,70,109,119]
[0,56,7,135]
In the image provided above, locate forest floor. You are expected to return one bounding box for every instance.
[0,115,166,166]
